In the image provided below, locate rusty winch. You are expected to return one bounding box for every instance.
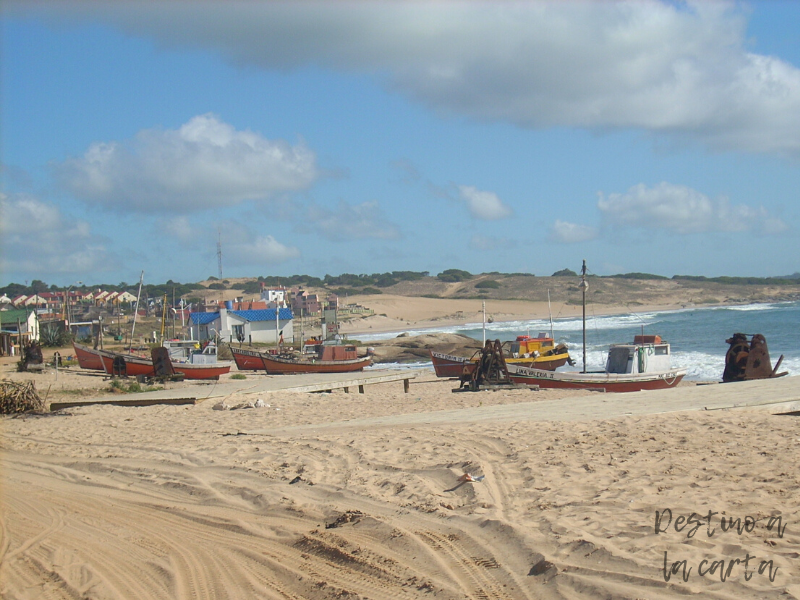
[722,333,787,382]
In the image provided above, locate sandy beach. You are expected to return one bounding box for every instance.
[2,343,800,599]
[337,295,690,337]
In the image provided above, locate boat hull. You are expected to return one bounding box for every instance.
[73,343,231,379]
[72,342,105,371]
[430,350,570,378]
[507,365,687,392]
[261,353,372,374]
[230,347,267,371]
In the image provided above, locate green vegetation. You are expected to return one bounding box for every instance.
[437,269,472,282]
[672,275,799,285]
[39,322,73,347]
[108,379,160,394]
[331,287,383,296]
[475,280,501,289]
[552,269,578,277]
[608,272,668,280]
[324,271,429,288]
[207,283,227,290]
[229,373,247,380]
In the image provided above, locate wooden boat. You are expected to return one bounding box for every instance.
[261,352,372,374]
[232,342,372,374]
[73,342,105,371]
[73,342,231,380]
[507,335,687,392]
[506,262,686,392]
[430,334,572,378]
[230,346,268,371]
[267,343,372,374]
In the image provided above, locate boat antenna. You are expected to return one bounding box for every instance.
[579,260,588,373]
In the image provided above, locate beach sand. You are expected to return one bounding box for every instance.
[338,294,696,337]
[2,351,800,599]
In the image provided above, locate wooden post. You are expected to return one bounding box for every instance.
[344,386,350,393]
[403,378,410,393]
[358,384,365,393]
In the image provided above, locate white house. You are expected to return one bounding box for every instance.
[260,287,288,308]
[189,307,293,344]
[0,308,40,342]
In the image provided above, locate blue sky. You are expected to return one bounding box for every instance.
[2,1,799,288]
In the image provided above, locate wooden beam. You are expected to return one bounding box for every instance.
[50,397,197,410]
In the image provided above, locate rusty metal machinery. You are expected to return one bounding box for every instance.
[460,339,511,390]
[722,333,787,382]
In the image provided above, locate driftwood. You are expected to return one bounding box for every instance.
[0,380,46,414]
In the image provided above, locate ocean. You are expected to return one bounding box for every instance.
[361,301,800,381]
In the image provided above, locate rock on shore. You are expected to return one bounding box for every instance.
[367,332,482,363]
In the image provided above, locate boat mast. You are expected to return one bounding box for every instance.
[129,271,144,352]
[579,260,588,373]
[482,300,486,345]
[547,289,554,339]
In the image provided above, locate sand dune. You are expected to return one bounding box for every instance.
[2,365,799,599]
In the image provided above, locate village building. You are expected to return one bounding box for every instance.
[189,306,293,344]
[0,308,39,355]
[260,285,288,308]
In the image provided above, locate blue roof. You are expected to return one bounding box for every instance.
[190,307,293,325]
[190,312,218,325]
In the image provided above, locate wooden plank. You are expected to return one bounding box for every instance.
[282,372,418,394]
[50,397,197,410]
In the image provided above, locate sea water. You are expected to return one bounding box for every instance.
[361,301,800,381]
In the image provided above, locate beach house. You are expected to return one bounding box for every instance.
[189,306,293,344]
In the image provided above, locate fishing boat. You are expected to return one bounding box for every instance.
[229,346,266,371]
[266,343,371,374]
[430,333,572,378]
[506,261,686,392]
[507,334,686,392]
[73,342,231,380]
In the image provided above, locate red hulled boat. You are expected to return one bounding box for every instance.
[73,343,231,380]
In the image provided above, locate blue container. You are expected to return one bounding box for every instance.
[225,300,233,310]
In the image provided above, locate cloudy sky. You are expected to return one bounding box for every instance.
[2,1,799,287]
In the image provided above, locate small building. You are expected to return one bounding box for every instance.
[116,291,137,303]
[260,285,288,308]
[0,308,40,355]
[291,289,321,315]
[189,307,293,344]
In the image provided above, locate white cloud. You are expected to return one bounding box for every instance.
[597,182,788,234]
[160,216,195,243]
[37,1,800,157]
[247,236,301,263]
[550,220,599,243]
[457,185,512,220]
[57,113,319,212]
[223,233,301,267]
[0,193,112,276]
[306,200,400,241]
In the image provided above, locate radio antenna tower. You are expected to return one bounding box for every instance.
[217,229,223,279]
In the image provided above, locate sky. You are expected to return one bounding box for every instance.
[1,0,799,288]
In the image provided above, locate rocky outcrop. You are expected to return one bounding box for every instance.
[367,333,481,363]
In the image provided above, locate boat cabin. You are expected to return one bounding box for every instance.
[510,334,555,358]
[606,335,672,375]
[318,345,358,361]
